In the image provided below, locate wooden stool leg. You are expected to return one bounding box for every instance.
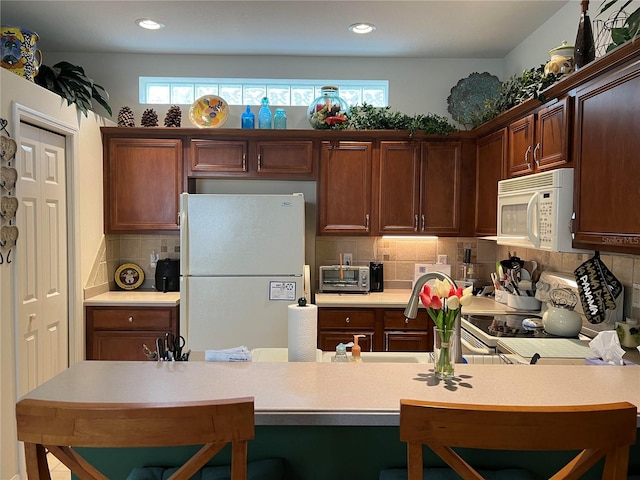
[24,443,51,480]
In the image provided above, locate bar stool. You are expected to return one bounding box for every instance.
[382,399,637,480]
[16,397,255,480]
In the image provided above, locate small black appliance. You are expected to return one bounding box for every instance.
[369,262,384,292]
[155,258,180,292]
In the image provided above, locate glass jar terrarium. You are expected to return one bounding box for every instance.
[307,86,349,129]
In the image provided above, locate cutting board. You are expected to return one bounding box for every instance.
[497,338,593,359]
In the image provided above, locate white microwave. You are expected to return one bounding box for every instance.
[497,168,582,253]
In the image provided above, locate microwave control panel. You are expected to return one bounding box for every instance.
[538,191,554,247]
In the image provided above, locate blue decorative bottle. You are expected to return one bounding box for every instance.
[241,105,255,129]
[258,97,272,129]
[273,108,287,129]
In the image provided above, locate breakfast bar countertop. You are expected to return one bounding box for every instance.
[19,360,640,427]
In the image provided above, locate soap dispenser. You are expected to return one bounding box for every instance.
[332,343,349,362]
[351,335,365,363]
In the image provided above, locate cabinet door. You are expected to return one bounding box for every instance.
[189,139,248,174]
[256,140,315,177]
[318,141,373,234]
[507,114,535,177]
[572,61,640,253]
[384,332,430,352]
[92,332,164,361]
[318,331,374,352]
[377,141,421,234]
[535,97,572,170]
[420,141,462,234]
[475,129,506,236]
[104,138,182,233]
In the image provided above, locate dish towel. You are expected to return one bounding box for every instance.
[204,346,252,362]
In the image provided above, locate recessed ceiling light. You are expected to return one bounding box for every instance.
[348,23,376,35]
[135,18,165,30]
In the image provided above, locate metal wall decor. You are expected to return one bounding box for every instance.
[0,117,18,264]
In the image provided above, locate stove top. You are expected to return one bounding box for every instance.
[461,314,577,349]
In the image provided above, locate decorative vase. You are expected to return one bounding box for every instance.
[433,327,457,379]
[307,86,349,129]
[544,41,575,76]
[1,25,42,82]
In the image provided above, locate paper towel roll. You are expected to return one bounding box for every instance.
[288,303,318,362]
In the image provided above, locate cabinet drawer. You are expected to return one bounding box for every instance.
[383,310,429,330]
[318,309,375,328]
[90,308,174,330]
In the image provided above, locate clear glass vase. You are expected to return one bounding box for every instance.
[433,327,457,379]
[307,86,349,129]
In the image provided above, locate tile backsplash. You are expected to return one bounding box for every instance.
[86,234,180,292]
[86,233,640,321]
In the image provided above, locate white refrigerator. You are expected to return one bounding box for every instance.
[180,193,305,351]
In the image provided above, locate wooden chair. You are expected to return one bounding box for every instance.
[15,397,255,480]
[399,399,637,480]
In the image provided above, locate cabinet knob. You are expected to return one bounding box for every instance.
[365,214,370,232]
[128,316,134,323]
[405,317,409,324]
[345,316,350,324]
[414,214,418,232]
[421,214,425,232]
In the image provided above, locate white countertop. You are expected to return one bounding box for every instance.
[84,291,180,306]
[315,290,536,316]
[20,360,640,427]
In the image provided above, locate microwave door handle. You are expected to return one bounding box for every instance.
[526,193,541,248]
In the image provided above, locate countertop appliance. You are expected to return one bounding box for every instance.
[180,193,305,351]
[319,265,369,293]
[497,168,582,252]
[155,258,180,292]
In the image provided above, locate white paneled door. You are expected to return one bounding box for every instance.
[16,123,68,396]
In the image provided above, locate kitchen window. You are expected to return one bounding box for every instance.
[139,77,388,107]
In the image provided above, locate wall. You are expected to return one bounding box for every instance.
[505,0,640,78]
[0,68,105,480]
[43,52,505,128]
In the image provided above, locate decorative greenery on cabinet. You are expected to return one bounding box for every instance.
[336,103,457,136]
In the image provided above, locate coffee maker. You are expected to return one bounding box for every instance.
[155,259,180,292]
[369,262,384,292]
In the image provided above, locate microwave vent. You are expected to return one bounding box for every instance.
[498,168,573,194]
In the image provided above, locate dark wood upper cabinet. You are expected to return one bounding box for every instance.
[507,97,572,177]
[376,141,462,235]
[103,137,182,234]
[475,128,507,236]
[572,56,640,253]
[376,141,421,234]
[420,141,462,235]
[318,141,373,235]
[188,137,315,179]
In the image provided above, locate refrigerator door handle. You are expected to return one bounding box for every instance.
[180,193,188,276]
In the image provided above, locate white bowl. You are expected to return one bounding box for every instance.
[507,293,542,311]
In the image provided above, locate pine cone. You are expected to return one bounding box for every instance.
[117,106,135,127]
[164,105,182,127]
[141,108,159,127]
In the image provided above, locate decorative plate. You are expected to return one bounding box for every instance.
[447,72,501,128]
[115,263,145,290]
[189,95,229,128]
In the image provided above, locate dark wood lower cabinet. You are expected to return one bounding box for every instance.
[318,307,434,352]
[85,305,180,360]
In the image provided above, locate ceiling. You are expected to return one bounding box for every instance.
[1,1,571,58]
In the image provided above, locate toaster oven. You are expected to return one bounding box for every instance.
[319,265,370,293]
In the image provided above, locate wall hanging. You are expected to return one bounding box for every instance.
[0,117,18,264]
